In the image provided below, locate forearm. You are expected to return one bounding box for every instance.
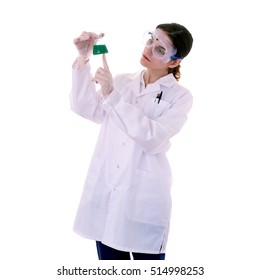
[101,90,193,154]
[72,56,89,70]
[70,60,106,123]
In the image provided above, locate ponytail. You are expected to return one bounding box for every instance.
[169,64,181,81]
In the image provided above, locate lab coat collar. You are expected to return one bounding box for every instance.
[127,70,177,96]
[143,71,177,87]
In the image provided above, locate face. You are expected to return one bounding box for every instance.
[140,29,178,71]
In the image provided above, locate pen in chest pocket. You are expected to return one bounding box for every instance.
[154,91,163,104]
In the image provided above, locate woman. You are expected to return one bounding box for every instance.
[70,23,193,260]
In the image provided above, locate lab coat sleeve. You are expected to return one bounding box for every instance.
[101,89,193,154]
[70,60,106,123]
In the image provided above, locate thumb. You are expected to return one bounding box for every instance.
[102,54,110,71]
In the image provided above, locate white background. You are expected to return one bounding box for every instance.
[0,0,259,279]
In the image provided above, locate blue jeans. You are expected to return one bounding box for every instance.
[96,241,165,260]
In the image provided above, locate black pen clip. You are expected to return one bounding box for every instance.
[154,91,163,104]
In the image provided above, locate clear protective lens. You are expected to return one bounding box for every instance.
[142,31,154,47]
[143,30,178,62]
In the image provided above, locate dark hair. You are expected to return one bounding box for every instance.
[156,23,193,81]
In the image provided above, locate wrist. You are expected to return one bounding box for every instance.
[77,56,89,67]
[79,55,89,62]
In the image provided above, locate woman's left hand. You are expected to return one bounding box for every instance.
[93,54,114,96]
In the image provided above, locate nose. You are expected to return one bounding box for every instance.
[145,44,153,55]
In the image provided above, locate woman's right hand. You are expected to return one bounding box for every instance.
[73,31,104,60]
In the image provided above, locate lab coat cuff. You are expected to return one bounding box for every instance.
[72,57,91,71]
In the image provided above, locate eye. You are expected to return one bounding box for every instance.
[158,47,166,55]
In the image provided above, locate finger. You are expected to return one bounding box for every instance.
[102,54,110,71]
[80,31,86,37]
[73,38,79,44]
[76,32,104,44]
[91,32,105,39]
[92,75,99,83]
[80,33,90,41]
[92,76,105,85]
[93,69,104,82]
[98,32,105,39]
[92,77,98,84]
[73,33,86,44]
[93,69,103,83]
[93,69,108,83]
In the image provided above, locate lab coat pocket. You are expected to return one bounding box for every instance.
[126,169,171,226]
[142,98,171,119]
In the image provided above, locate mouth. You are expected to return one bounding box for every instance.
[142,53,151,62]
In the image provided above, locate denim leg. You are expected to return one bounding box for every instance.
[96,241,131,260]
[132,252,165,260]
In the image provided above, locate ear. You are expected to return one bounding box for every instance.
[168,59,181,69]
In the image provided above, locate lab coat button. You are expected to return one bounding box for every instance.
[116,164,120,169]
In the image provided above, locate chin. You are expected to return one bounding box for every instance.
[140,57,148,67]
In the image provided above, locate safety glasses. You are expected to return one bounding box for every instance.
[143,29,182,62]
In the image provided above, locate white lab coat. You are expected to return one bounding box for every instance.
[70,61,193,254]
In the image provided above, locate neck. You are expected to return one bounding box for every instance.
[143,69,168,87]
